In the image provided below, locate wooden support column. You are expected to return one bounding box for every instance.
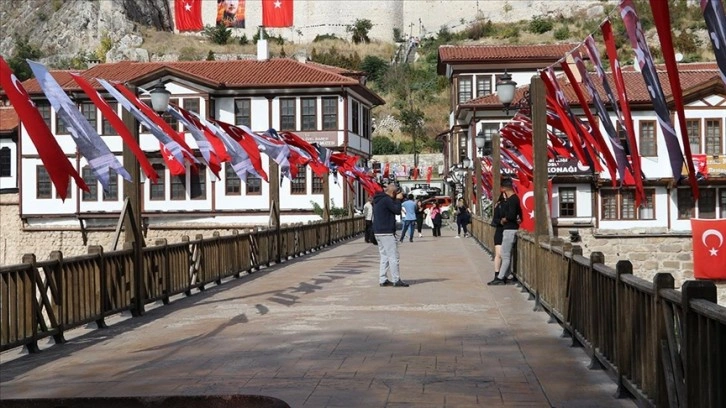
[531,76,549,240]
[474,154,482,217]
[492,130,501,199]
[269,158,281,263]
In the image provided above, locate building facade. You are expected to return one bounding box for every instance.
[0,45,383,265]
[437,43,725,280]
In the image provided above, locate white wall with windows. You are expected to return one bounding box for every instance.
[671,186,726,231]
[0,137,17,190]
[551,184,593,221]
[597,186,670,230]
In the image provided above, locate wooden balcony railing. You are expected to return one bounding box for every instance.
[1,217,364,353]
[470,216,725,408]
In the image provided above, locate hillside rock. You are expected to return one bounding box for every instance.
[0,0,170,63]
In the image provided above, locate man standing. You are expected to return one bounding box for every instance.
[488,178,521,285]
[373,183,409,287]
[400,194,417,243]
[362,196,374,244]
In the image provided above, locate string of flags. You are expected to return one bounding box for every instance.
[479,0,726,232]
[0,57,382,201]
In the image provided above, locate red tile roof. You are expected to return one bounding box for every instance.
[439,43,581,63]
[462,66,722,109]
[19,59,384,104]
[0,106,19,133]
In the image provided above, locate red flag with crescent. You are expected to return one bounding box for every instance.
[425,166,432,183]
[512,178,534,233]
[691,218,726,279]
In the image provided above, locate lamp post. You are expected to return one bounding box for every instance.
[122,81,170,317]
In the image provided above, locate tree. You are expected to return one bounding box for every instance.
[7,36,43,81]
[372,136,397,155]
[347,19,373,44]
[360,55,389,83]
[204,24,232,45]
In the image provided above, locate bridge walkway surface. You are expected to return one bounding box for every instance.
[0,228,635,407]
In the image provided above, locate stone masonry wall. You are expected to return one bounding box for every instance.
[553,228,725,305]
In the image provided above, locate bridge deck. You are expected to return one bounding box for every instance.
[0,229,634,407]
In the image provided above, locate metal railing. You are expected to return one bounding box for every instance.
[471,216,726,408]
[1,217,364,353]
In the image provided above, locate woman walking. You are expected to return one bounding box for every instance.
[415,200,425,238]
[430,202,443,237]
[490,193,506,281]
[455,198,471,238]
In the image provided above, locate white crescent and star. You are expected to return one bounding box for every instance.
[701,229,724,257]
[274,0,282,8]
[521,191,535,219]
[184,2,191,12]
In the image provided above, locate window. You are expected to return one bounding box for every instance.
[149,164,166,200]
[686,119,700,154]
[639,121,656,157]
[677,188,694,219]
[190,165,206,200]
[476,76,492,98]
[234,98,251,128]
[225,163,241,195]
[362,107,370,139]
[322,97,337,130]
[301,98,317,131]
[458,132,467,163]
[81,103,97,133]
[170,173,186,200]
[291,164,307,194]
[601,188,655,220]
[37,102,52,129]
[37,166,52,199]
[458,76,472,103]
[698,188,716,219]
[312,172,324,194]
[617,122,631,156]
[182,98,201,133]
[0,147,10,177]
[280,98,296,130]
[82,166,98,201]
[601,190,618,220]
[705,119,722,155]
[56,115,69,135]
[101,102,118,135]
[161,98,179,131]
[351,100,359,134]
[246,174,261,195]
[481,123,498,154]
[720,190,726,218]
[559,187,576,217]
[103,169,118,201]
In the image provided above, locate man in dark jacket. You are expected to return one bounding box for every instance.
[373,183,409,287]
[488,178,521,285]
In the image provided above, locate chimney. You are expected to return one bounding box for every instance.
[257,26,269,61]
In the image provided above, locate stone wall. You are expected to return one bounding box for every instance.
[553,227,725,305]
[0,193,261,266]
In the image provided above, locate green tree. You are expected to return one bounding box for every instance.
[372,136,397,155]
[7,36,43,81]
[360,55,389,83]
[204,24,232,45]
[347,19,373,44]
[528,17,553,34]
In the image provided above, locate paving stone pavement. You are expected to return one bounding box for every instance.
[1,229,636,407]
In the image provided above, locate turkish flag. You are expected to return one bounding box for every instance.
[512,178,534,233]
[161,143,186,176]
[262,0,293,28]
[691,218,726,279]
[0,57,87,200]
[425,166,432,183]
[175,0,203,31]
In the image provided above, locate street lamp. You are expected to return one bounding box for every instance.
[496,70,517,115]
[475,129,492,156]
[149,81,171,113]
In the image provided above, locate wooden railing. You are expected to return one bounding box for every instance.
[0,217,364,353]
[471,216,726,408]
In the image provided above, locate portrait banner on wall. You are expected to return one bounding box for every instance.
[217,0,245,28]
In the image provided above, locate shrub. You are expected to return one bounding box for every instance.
[529,17,553,34]
[347,18,373,44]
[498,26,520,40]
[95,32,114,62]
[313,33,341,42]
[393,28,403,42]
[204,24,232,45]
[372,136,397,155]
[553,26,570,40]
[238,34,249,45]
[7,36,43,81]
[360,55,389,83]
[673,30,701,55]
[206,50,215,61]
[465,20,494,40]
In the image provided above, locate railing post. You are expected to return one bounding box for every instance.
[21,254,41,353]
[681,280,717,408]
[195,234,206,290]
[182,235,194,296]
[46,251,67,345]
[587,252,605,370]
[615,260,633,399]
[123,241,144,317]
[88,245,108,329]
[154,238,170,304]
[652,273,675,408]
